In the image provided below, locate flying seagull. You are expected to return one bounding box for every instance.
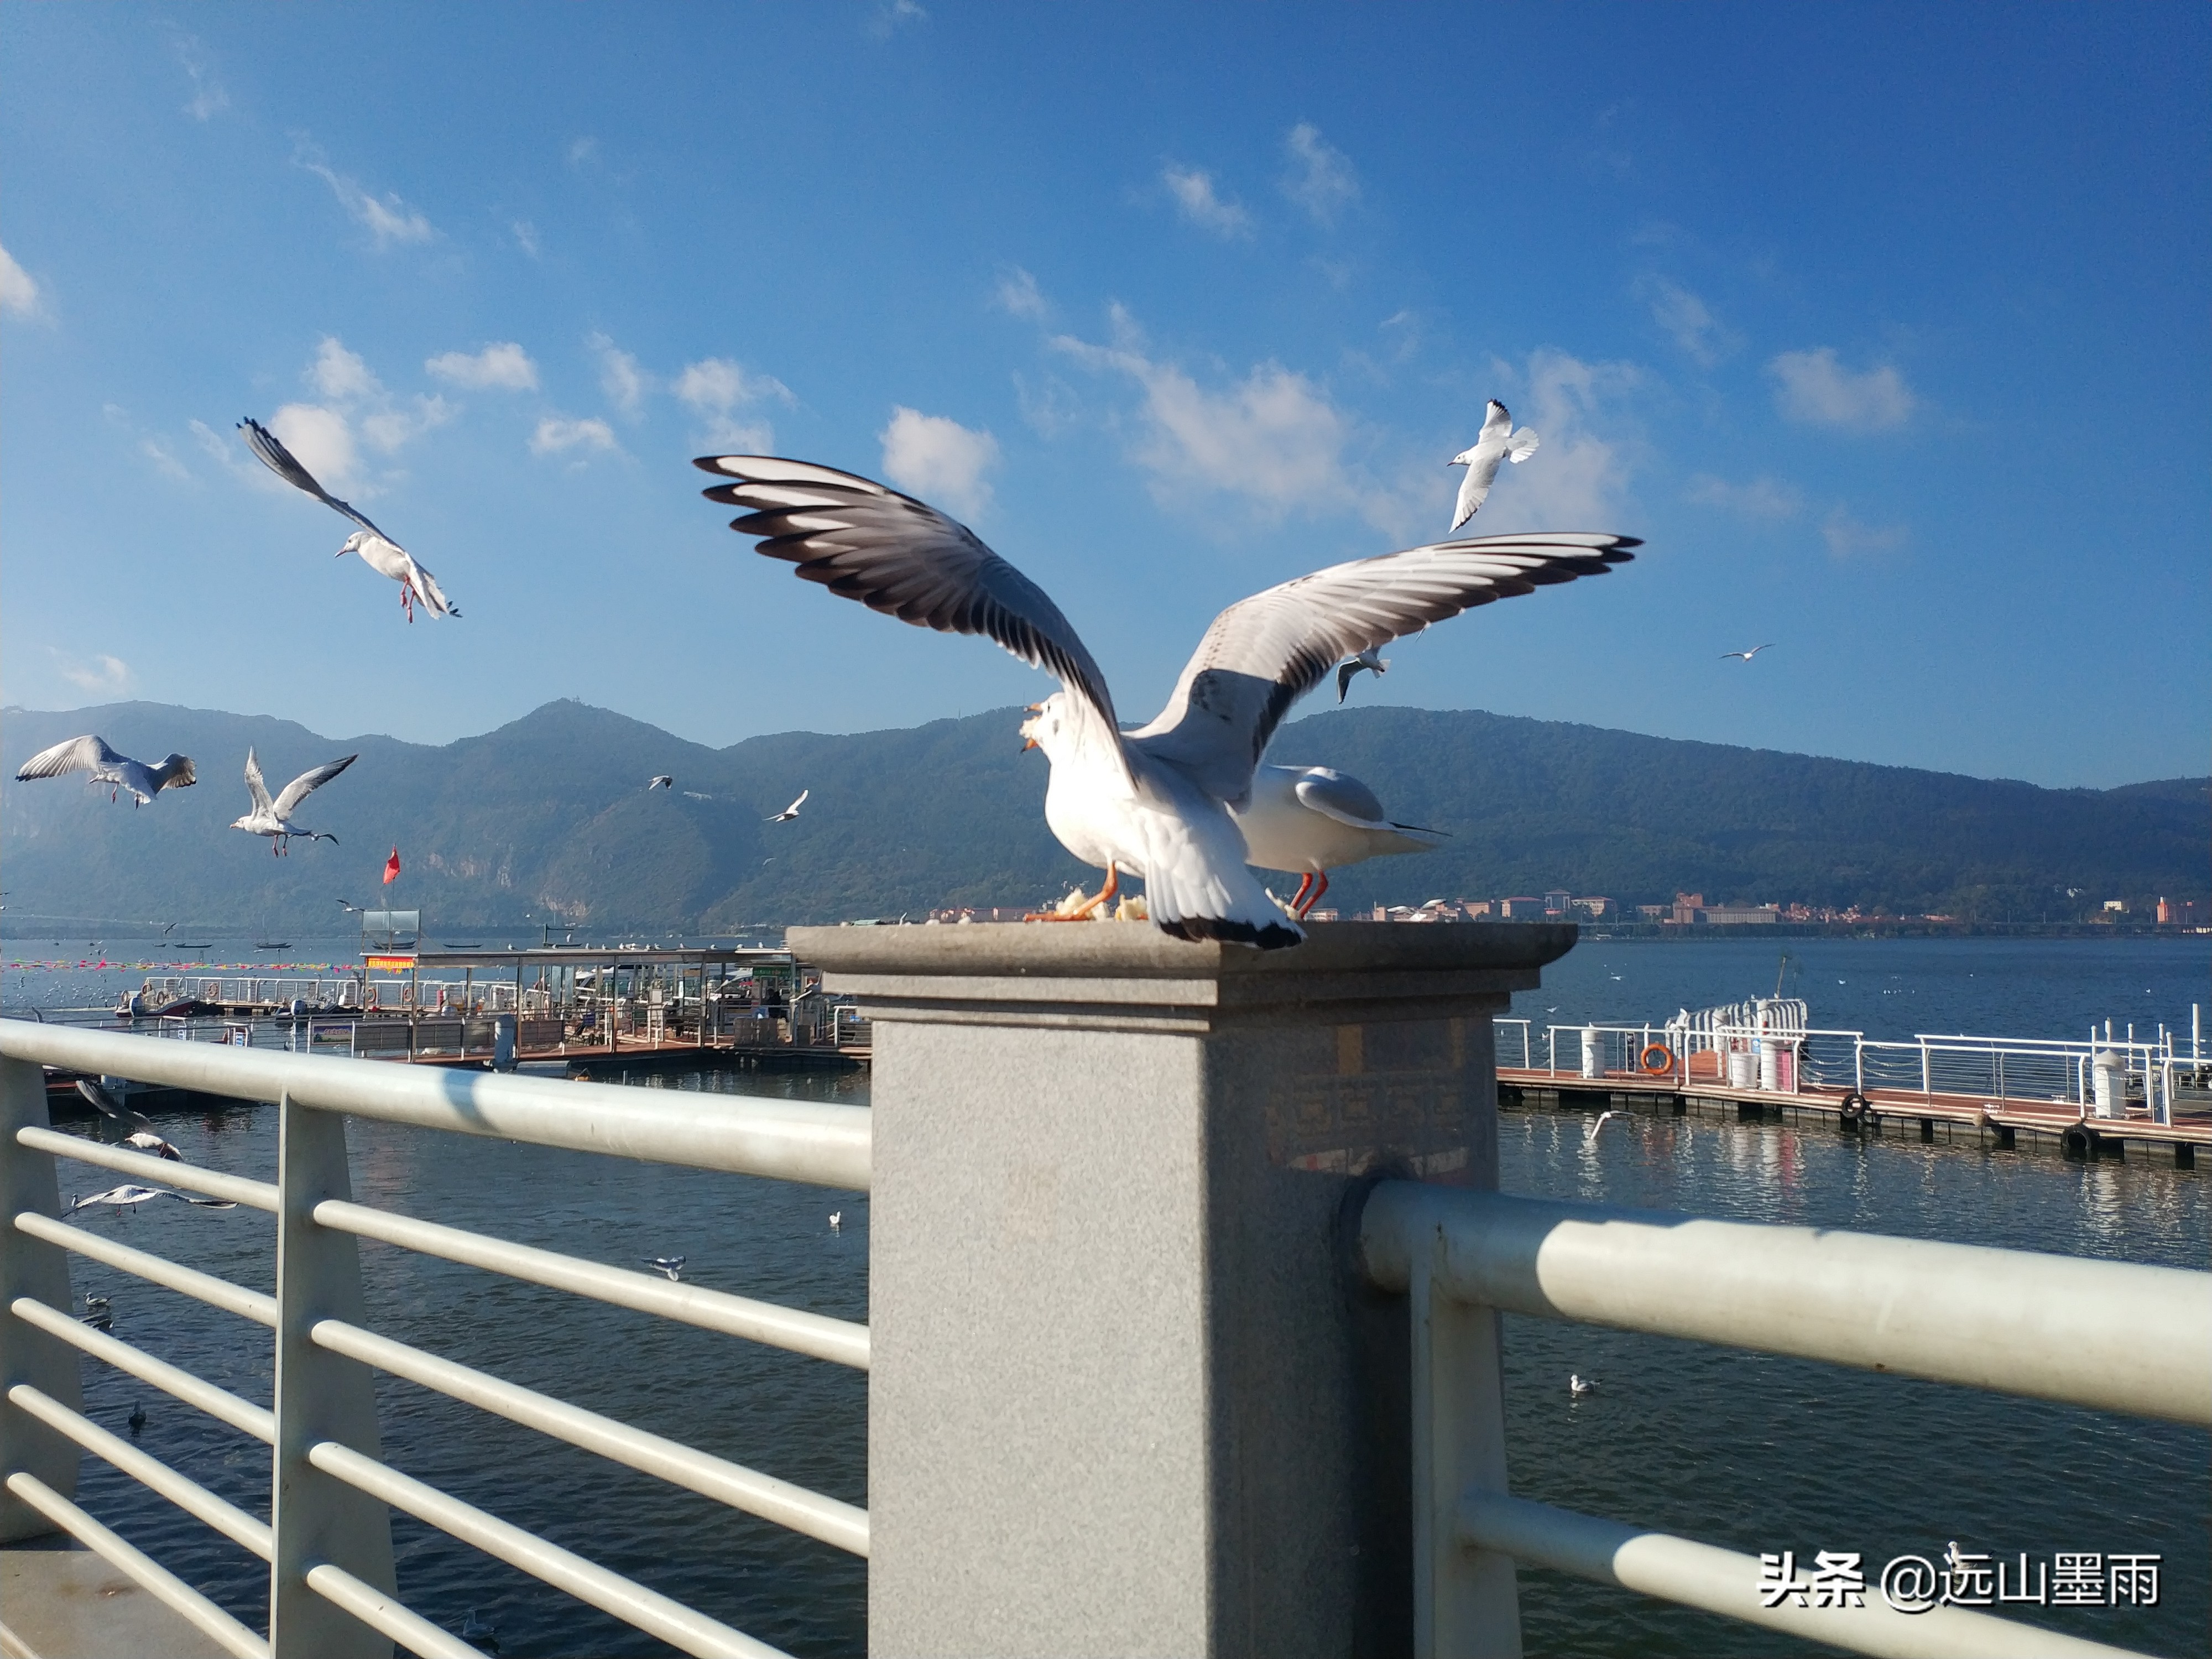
[1448,400,1542,530]
[75,1079,182,1160]
[65,1184,238,1215]
[1231,765,1445,919]
[766,789,809,823]
[231,748,356,854]
[1720,643,1777,662]
[238,416,460,622]
[641,1256,687,1281]
[697,456,1638,948]
[648,775,674,790]
[1335,647,1388,703]
[1585,1108,1629,1143]
[14,736,196,806]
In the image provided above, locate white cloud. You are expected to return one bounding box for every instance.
[1685,473,1802,519]
[1768,348,1914,429]
[879,407,1000,519]
[589,333,651,418]
[269,402,361,492]
[50,650,132,696]
[0,241,44,319]
[1475,349,1642,531]
[1162,165,1253,239]
[567,136,599,168]
[140,438,191,482]
[1638,276,1733,367]
[311,336,383,402]
[426,341,539,392]
[359,395,454,454]
[190,418,260,481]
[512,220,541,258]
[869,0,928,35]
[1281,123,1358,226]
[1821,505,1909,559]
[530,416,617,458]
[995,267,1048,320]
[173,33,228,121]
[675,356,792,450]
[298,149,434,247]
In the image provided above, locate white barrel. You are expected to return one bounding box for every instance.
[1580,1026,1603,1080]
[1726,1050,1757,1090]
[2090,1050,2124,1117]
[1758,1045,1781,1092]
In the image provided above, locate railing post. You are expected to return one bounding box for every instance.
[270,1093,395,1658]
[1410,1255,1522,1657]
[0,1056,84,1543]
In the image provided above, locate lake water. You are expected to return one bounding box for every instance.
[9,934,2207,1656]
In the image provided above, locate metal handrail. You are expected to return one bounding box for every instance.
[17,1125,279,1209]
[14,1211,278,1327]
[11,1296,275,1441]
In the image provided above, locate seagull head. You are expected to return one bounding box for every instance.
[1448,450,1474,468]
[1018,696,1068,759]
[337,531,369,558]
[229,812,256,832]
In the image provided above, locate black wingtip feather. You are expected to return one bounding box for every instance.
[1155,915,1305,951]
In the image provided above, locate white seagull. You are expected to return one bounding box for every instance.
[1335,646,1389,702]
[75,1079,183,1160]
[1230,765,1445,919]
[66,1184,237,1215]
[648,775,674,790]
[1448,400,1542,530]
[1719,643,1777,662]
[697,456,1638,947]
[766,789,809,823]
[1585,1108,1629,1143]
[1568,1373,1600,1396]
[231,749,356,854]
[640,1255,687,1281]
[239,417,460,622]
[15,736,196,806]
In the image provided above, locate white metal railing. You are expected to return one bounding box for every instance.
[0,1018,869,1659]
[1360,1181,2210,1659]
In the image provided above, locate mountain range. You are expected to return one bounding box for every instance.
[2,699,2202,934]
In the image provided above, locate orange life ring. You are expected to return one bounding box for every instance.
[1639,1043,1675,1075]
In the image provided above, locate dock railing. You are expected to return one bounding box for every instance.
[0,1018,869,1659]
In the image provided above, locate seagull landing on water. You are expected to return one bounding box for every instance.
[641,1256,686,1281]
[1232,766,1446,920]
[1335,647,1389,703]
[1569,1373,1600,1397]
[766,790,809,823]
[15,736,196,806]
[1720,643,1777,662]
[231,749,356,855]
[1448,400,1542,530]
[698,456,1638,948]
[238,417,460,622]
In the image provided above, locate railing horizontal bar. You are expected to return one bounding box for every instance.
[1,1471,272,1659]
[305,1438,789,1659]
[304,1561,484,1659]
[15,1124,279,1211]
[313,1198,869,1370]
[311,1318,868,1556]
[1360,1185,2212,1425]
[0,1020,870,1191]
[9,1296,275,1442]
[1461,1491,2154,1659]
[6,1383,272,1560]
[13,1211,277,1328]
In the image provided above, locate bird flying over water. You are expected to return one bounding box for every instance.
[75,1079,184,1160]
[231,749,356,855]
[238,417,460,622]
[766,789,809,823]
[641,1256,686,1281]
[698,455,1637,948]
[1448,400,1542,530]
[1719,643,1777,662]
[1231,765,1445,920]
[15,736,196,806]
[65,1184,237,1215]
[1335,647,1389,702]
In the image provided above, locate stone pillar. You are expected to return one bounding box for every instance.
[796,921,1574,1659]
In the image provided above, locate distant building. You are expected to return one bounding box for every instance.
[2156,898,2172,925]
[1636,904,1668,920]
[1700,904,1780,926]
[1496,896,1543,920]
[1569,896,1614,920]
[1542,889,1572,916]
[1671,892,1706,925]
[2104,899,2127,914]
[1460,899,1495,919]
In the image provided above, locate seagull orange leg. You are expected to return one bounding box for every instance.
[1296,869,1329,920]
[1289,872,1314,915]
[1024,862,1118,921]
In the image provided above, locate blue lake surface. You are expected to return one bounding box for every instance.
[9,933,2207,1656]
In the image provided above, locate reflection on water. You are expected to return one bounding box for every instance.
[38,1053,2208,1659]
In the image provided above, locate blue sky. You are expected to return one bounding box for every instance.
[2,3,2204,788]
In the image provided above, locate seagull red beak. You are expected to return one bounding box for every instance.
[1021,737,1039,751]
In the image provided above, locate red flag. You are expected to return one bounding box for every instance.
[383,847,401,885]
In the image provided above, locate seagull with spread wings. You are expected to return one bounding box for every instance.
[1719,643,1777,662]
[698,456,1639,948]
[238,417,460,622]
[1448,399,1542,530]
[1335,646,1388,702]
[14,736,196,806]
[230,748,357,854]
[766,789,809,823]
[65,1184,238,1216]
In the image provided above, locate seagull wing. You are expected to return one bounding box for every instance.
[238,418,392,539]
[403,551,460,618]
[1293,769,1392,830]
[273,754,356,819]
[1506,428,1541,463]
[15,735,123,782]
[698,456,1130,788]
[1131,531,1641,803]
[1479,400,1513,444]
[1451,451,1505,530]
[785,789,808,816]
[242,749,275,815]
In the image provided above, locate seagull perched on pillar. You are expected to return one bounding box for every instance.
[697,455,1639,948]
[238,417,460,622]
[15,736,196,806]
[1230,765,1445,919]
[230,748,356,854]
[1448,400,1542,530]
